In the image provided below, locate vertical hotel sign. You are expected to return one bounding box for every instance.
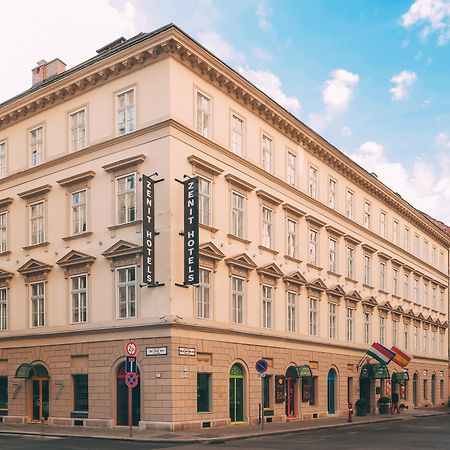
[143,175,155,285]
[184,177,199,285]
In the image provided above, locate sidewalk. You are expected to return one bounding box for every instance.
[0,408,448,444]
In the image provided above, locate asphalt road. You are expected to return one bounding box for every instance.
[0,415,449,450]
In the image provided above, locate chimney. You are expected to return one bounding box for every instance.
[32,58,66,86]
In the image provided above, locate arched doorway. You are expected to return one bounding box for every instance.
[285,366,298,418]
[116,362,140,426]
[413,373,418,406]
[431,374,436,405]
[229,363,244,422]
[327,369,337,414]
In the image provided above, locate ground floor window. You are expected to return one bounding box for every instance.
[440,380,444,399]
[73,374,88,413]
[263,375,272,409]
[302,377,316,405]
[197,373,211,413]
[423,379,428,400]
[0,376,7,415]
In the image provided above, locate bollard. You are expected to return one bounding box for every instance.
[347,402,353,423]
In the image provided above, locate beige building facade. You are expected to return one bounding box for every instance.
[0,25,448,430]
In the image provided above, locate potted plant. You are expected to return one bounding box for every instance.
[355,398,369,416]
[378,396,390,414]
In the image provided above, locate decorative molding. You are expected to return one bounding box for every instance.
[325,225,345,237]
[306,277,327,293]
[256,189,283,206]
[0,269,14,288]
[102,154,146,173]
[56,250,96,277]
[225,252,256,279]
[224,174,256,192]
[17,258,52,283]
[18,184,52,200]
[361,243,377,254]
[0,197,13,209]
[305,215,326,228]
[377,251,391,260]
[282,203,306,217]
[101,240,142,270]
[188,155,223,176]
[57,170,95,187]
[344,235,361,246]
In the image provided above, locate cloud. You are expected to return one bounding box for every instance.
[239,67,301,115]
[400,0,450,45]
[436,132,450,147]
[256,1,273,31]
[253,47,273,63]
[389,70,417,100]
[197,31,246,65]
[341,126,352,137]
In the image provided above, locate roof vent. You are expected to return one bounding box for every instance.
[96,37,126,54]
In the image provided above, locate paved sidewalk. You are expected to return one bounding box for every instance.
[0,408,448,444]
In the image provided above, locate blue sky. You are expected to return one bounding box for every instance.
[1,0,450,221]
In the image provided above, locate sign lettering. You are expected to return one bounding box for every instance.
[142,175,155,285]
[183,177,199,285]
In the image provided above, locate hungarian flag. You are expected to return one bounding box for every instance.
[366,342,395,365]
[390,346,413,368]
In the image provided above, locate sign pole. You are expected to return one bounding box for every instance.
[128,386,132,438]
[261,375,264,432]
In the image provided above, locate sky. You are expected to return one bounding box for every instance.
[1,0,450,222]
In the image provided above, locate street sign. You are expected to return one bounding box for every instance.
[126,340,137,357]
[125,372,139,389]
[255,359,268,373]
[126,356,137,374]
[146,346,168,357]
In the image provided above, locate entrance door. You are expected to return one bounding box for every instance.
[431,374,436,405]
[285,378,297,417]
[413,373,418,406]
[327,369,336,414]
[360,378,371,411]
[116,363,140,426]
[229,364,244,422]
[32,379,49,421]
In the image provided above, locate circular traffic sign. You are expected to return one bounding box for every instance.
[255,359,268,373]
[126,340,137,356]
[126,372,139,389]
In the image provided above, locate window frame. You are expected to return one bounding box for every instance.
[309,297,318,336]
[198,175,212,227]
[116,87,136,136]
[69,107,87,152]
[231,190,245,239]
[73,374,89,413]
[286,150,297,187]
[287,291,297,333]
[231,275,245,324]
[261,133,273,173]
[0,287,7,331]
[30,281,45,328]
[196,90,211,138]
[115,172,137,225]
[308,165,318,199]
[70,274,88,324]
[262,284,273,329]
[328,178,337,210]
[287,218,297,258]
[29,125,44,167]
[197,372,211,413]
[70,188,88,236]
[0,140,6,178]
[196,267,212,320]
[230,113,245,156]
[261,205,273,249]
[309,228,319,266]
[116,265,137,319]
[29,200,45,246]
[329,302,337,339]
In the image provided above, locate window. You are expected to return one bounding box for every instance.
[440,333,444,356]
[309,228,318,266]
[261,206,273,249]
[440,290,444,312]
[231,276,244,324]
[393,268,399,296]
[392,320,398,346]
[404,323,409,350]
[403,273,409,299]
[70,109,86,151]
[287,151,296,186]
[364,313,371,344]
[287,219,297,258]
[423,379,428,400]
[431,330,436,354]
[73,374,88,412]
[117,266,136,319]
[413,326,419,352]
[346,190,354,219]
[379,317,386,345]
[197,373,211,412]
[309,297,318,336]
[31,281,45,327]
[0,141,6,178]
[423,328,428,352]
[363,254,371,285]
[231,114,244,156]
[431,286,436,309]
[117,89,135,135]
[71,275,87,323]
[196,268,211,320]
[413,278,420,304]
[346,308,354,341]
[432,247,437,266]
[329,303,337,339]
[0,212,6,253]
[347,246,354,279]
[379,262,386,291]
[440,251,444,270]
[329,238,337,273]
[380,212,387,238]
[231,192,245,238]
[261,134,272,173]
[262,285,272,328]
[423,240,429,262]
[198,177,212,227]
[263,375,272,408]
[116,173,136,224]
[0,288,6,331]
[328,178,337,210]
[71,190,87,235]
[309,166,318,198]
[30,201,45,245]
[393,220,399,245]
[196,92,210,138]
[30,126,43,166]
[404,227,410,251]
[414,234,420,256]
[363,201,371,229]
[424,282,429,307]
[0,376,7,414]
[287,292,297,333]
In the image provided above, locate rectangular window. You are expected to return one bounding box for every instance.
[31,281,45,327]
[329,238,337,273]
[393,220,399,245]
[403,273,409,299]
[423,380,428,400]
[309,166,318,198]
[423,329,428,352]
[329,303,337,339]
[261,206,273,249]
[414,278,420,304]
[431,286,436,309]
[379,262,386,291]
[287,292,297,333]
[440,251,444,270]
[414,234,420,256]
[392,320,398,346]
[347,246,354,279]
[0,288,7,331]
[197,373,211,413]
[440,290,444,312]
[116,173,136,224]
[380,212,387,238]
[363,201,371,229]
[117,266,136,319]
[73,374,88,412]
[117,89,135,135]
[404,227,410,251]
[231,191,245,238]
[364,313,371,344]
[346,308,354,341]
[196,92,210,138]
[404,323,409,350]
[431,330,436,354]
[263,375,271,408]
[393,268,398,296]
[287,151,296,186]
[70,109,86,151]
[328,178,337,210]
[432,247,437,266]
[30,201,45,245]
[424,240,429,262]
[71,189,87,235]
[309,228,318,266]
[0,212,6,253]
[413,326,419,352]
[424,282,429,307]
[196,268,211,320]
[0,376,7,414]
[346,190,354,219]
[231,276,244,324]
[199,177,212,227]
[71,274,87,323]
[285,218,297,258]
[262,285,272,328]
[30,126,43,166]
[0,141,6,178]
[231,114,244,156]
[261,134,272,173]
[309,297,318,336]
[440,333,444,356]
[379,317,386,345]
[364,254,371,285]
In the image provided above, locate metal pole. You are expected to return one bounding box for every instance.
[261,375,264,432]
[128,386,132,438]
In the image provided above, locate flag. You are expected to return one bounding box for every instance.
[390,346,413,368]
[366,342,395,365]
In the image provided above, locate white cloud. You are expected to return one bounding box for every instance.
[253,47,273,63]
[197,31,246,65]
[436,132,450,147]
[239,67,301,115]
[389,70,417,100]
[341,126,352,137]
[256,1,273,31]
[400,0,450,45]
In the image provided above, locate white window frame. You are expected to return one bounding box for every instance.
[379,316,386,345]
[71,274,88,323]
[403,273,409,299]
[31,281,45,328]
[309,165,318,199]
[0,212,7,253]
[329,302,337,339]
[231,191,245,238]
[346,189,354,219]
[393,220,399,245]
[231,276,245,324]
[69,108,86,151]
[309,297,318,336]
[404,323,409,350]
[262,284,273,329]
[414,234,420,256]
[287,151,297,186]
[261,134,273,173]
[364,312,371,344]
[380,262,386,291]
[70,189,87,235]
[196,268,211,320]
[363,201,371,229]
[29,200,45,245]
[380,212,387,238]
[116,172,137,225]
[404,227,410,251]
[392,320,398,346]
[309,228,319,266]
[424,240,429,262]
[261,206,273,249]
[29,126,44,167]
[196,91,211,138]
[0,141,6,178]
[231,113,245,156]
[347,245,354,279]
[328,178,337,210]
[198,176,212,227]
[329,237,337,273]
[287,218,297,258]
[413,326,419,352]
[117,88,136,136]
[116,266,137,319]
[0,287,7,331]
[432,246,437,267]
[413,278,420,304]
[287,291,297,333]
[346,307,354,341]
[393,268,399,296]
[424,282,429,307]
[363,254,371,285]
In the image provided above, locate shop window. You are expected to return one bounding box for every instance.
[73,374,88,412]
[197,373,211,413]
[263,375,272,409]
[0,376,7,415]
[302,376,316,405]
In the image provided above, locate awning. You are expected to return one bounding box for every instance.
[286,365,313,378]
[15,363,49,379]
[360,363,390,380]
[392,372,409,382]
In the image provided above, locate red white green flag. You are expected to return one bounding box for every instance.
[366,342,395,365]
[390,345,413,368]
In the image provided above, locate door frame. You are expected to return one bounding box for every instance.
[30,377,49,422]
[229,363,245,422]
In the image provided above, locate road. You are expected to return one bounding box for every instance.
[0,415,449,449]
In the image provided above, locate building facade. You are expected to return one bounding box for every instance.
[0,25,448,430]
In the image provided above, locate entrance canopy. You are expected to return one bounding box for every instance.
[286,365,313,378]
[15,363,49,379]
[392,371,409,382]
[360,363,389,380]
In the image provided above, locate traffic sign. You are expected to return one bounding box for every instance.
[126,340,137,356]
[126,356,137,374]
[255,359,268,373]
[125,372,139,389]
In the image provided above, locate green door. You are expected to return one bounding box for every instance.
[413,374,418,406]
[32,379,49,421]
[327,370,336,414]
[229,364,244,422]
[431,375,436,405]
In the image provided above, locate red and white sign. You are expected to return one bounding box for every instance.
[126,340,138,357]
[125,372,139,389]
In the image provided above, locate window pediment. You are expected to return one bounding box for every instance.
[305,215,326,228]
[57,170,95,188]
[17,258,52,283]
[199,242,225,261]
[282,203,306,218]
[361,295,378,309]
[306,277,327,292]
[377,301,393,312]
[257,263,284,279]
[327,284,346,297]
[0,197,13,210]
[102,154,146,173]
[225,253,256,279]
[57,250,95,277]
[0,268,13,288]
[256,189,283,206]
[18,184,52,200]
[344,234,361,246]
[325,225,345,237]
[102,240,142,269]
[282,271,307,285]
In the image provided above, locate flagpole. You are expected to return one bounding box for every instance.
[356,353,368,370]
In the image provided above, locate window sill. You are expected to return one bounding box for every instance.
[392,294,401,300]
[23,242,49,251]
[258,245,278,255]
[306,263,323,271]
[422,305,430,310]
[285,255,302,264]
[362,284,374,290]
[62,231,93,242]
[227,233,251,245]
[108,219,142,231]
[379,289,389,295]
[403,298,412,303]
[327,270,342,278]
[0,251,11,257]
[200,223,219,233]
